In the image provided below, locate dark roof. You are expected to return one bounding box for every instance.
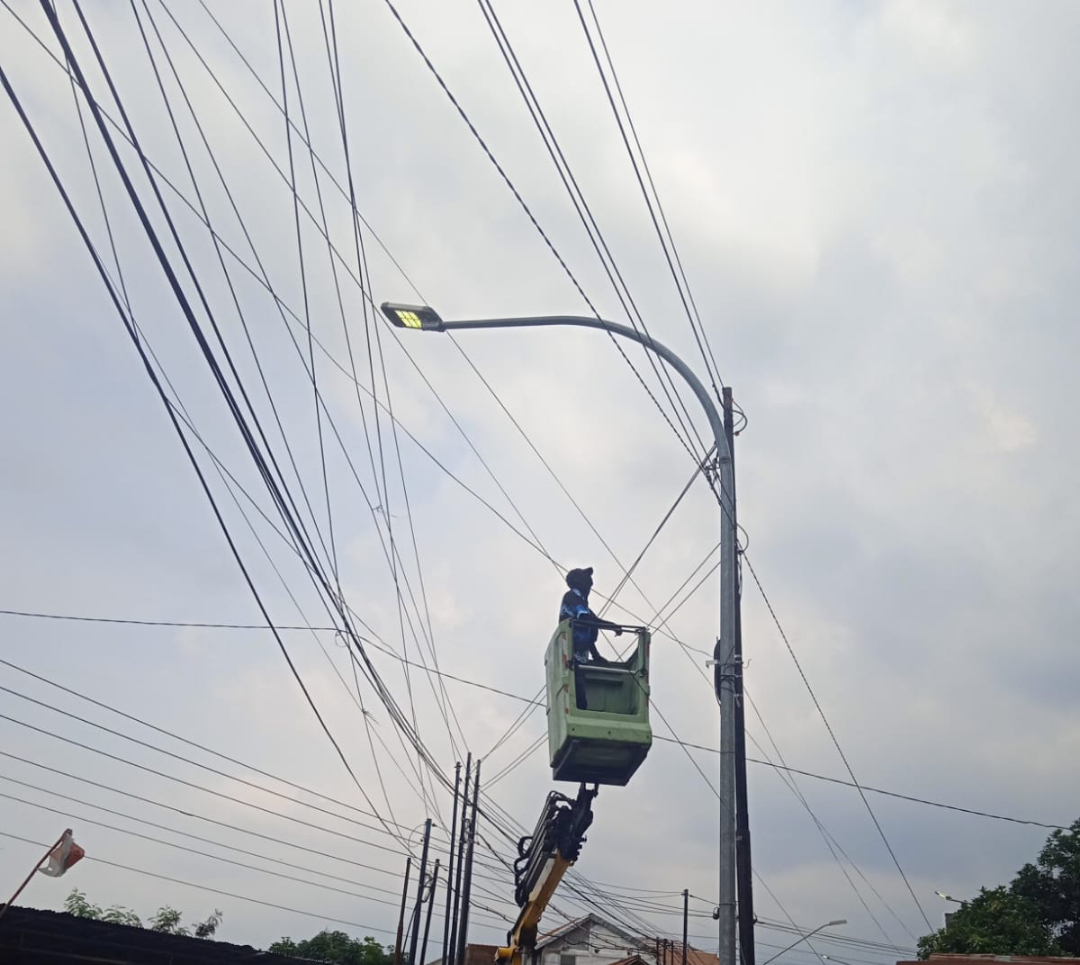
[0,905,314,965]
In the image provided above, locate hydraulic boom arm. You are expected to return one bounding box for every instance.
[495,785,597,965]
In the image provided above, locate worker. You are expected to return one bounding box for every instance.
[560,568,622,709]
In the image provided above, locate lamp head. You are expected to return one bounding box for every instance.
[381,302,445,332]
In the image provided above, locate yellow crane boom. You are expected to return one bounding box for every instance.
[495,785,597,965]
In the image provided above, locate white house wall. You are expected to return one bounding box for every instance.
[539,920,658,965]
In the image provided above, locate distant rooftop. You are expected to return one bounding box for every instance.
[0,904,312,965]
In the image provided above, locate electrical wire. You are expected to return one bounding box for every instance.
[574,0,726,405]
[27,0,402,849]
[742,553,934,931]
[5,4,676,942]
[3,3,956,945]
[0,631,1061,832]
[0,828,408,937]
[384,0,710,465]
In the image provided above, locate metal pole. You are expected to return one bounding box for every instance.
[394,857,413,965]
[726,388,754,965]
[0,829,67,921]
[449,754,471,965]
[409,820,433,965]
[683,890,689,965]
[455,759,481,965]
[421,859,441,965]
[433,313,737,965]
[442,763,462,965]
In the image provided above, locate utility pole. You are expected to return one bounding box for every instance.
[682,890,689,965]
[420,859,441,965]
[448,754,471,965]
[394,857,412,965]
[714,384,739,965]
[725,387,755,965]
[409,820,433,965]
[442,763,462,965]
[455,760,481,965]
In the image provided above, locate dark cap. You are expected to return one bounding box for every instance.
[565,567,594,590]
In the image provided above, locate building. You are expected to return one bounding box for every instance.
[433,914,720,965]
[0,904,311,965]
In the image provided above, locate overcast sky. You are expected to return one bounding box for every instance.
[2,0,1079,960]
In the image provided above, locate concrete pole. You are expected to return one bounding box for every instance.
[409,820,433,965]
[448,754,472,965]
[421,859,441,965]
[394,857,412,965]
[442,763,462,965]
[455,760,481,965]
[726,388,755,965]
[683,890,689,965]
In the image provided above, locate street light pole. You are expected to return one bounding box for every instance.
[381,304,739,965]
[760,921,847,965]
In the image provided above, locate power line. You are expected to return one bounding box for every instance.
[0,626,1062,833]
[150,0,456,818]
[0,783,513,933]
[4,5,669,941]
[741,553,933,931]
[0,828,403,937]
[144,0,473,787]
[385,0,709,464]
[0,745,507,908]
[664,729,1072,829]
[574,0,726,406]
[0,608,338,630]
[0,770,397,889]
[25,0,405,851]
[0,710,415,860]
[176,0,557,587]
[3,4,948,944]
[0,786,400,909]
[0,682,409,837]
[48,2,470,845]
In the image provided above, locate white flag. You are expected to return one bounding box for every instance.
[38,830,84,878]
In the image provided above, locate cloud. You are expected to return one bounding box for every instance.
[2,0,1079,957]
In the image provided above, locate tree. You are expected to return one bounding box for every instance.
[917,887,1062,959]
[918,818,1080,959]
[269,930,393,965]
[64,890,222,939]
[1012,818,1080,954]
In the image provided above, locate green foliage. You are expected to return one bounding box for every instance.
[1012,818,1080,954]
[918,818,1080,958]
[917,887,1061,959]
[64,889,142,928]
[269,930,393,965]
[194,909,224,939]
[148,906,186,935]
[63,890,221,939]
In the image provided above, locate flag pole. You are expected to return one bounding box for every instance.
[0,829,69,921]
